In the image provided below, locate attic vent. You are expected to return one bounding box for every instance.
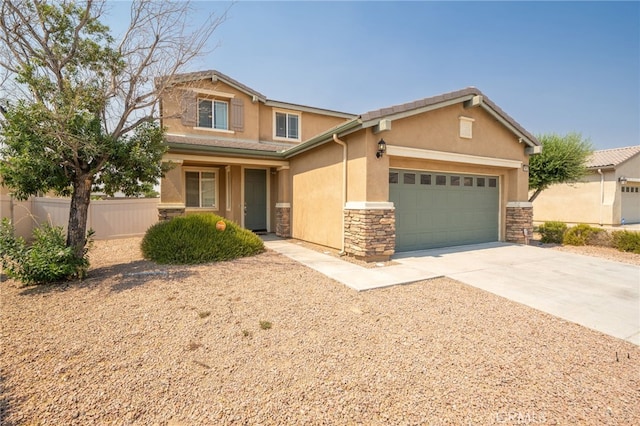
[459,116,475,139]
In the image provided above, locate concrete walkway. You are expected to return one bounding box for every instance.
[264,237,640,346]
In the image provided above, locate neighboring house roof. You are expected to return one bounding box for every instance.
[586,145,640,169]
[286,87,540,158]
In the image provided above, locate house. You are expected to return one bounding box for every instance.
[157,70,540,261]
[532,146,640,226]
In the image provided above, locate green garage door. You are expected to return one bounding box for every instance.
[389,169,499,252]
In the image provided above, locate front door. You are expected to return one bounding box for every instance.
[244,168,267,231]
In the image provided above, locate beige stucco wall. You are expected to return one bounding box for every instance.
[533,154,640,225]
[617,156,640,181]
[389,104,524,159]
[258,107,350,143]
[289,142,344,249]
[160,162,184,205]
[532,170,617,225]
[161,79,261,141]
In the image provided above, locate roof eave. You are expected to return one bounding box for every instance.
[478,103,539,147]
[360,95,475,128]
[265,99,356,119]
[283,119,363,158]
[587,165,615,171]
[156,70,267,102]
[167,142,285,159]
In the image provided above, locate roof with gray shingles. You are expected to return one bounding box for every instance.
[157,70,267,100]
[360,87,538,146]
[158,70,355,117]
[165,134,289,153]
[586,145,640,169]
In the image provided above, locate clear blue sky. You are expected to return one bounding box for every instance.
[107,1,640,150]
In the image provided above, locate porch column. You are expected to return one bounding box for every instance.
[275,166,291,238]
[505,201,533,244]
[343,202,395,262]
[158,160,185,221]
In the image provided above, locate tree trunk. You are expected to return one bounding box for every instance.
[528,188,543,203]
[67,174,93,257]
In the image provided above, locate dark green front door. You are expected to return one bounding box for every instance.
[389,169,499,251]
[244,169,267,231]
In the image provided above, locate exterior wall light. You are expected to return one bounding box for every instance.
[376,138,387,159]
[619,176,628,185]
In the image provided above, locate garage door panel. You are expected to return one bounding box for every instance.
[390,169,499,251]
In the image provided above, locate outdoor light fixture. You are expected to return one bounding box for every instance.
[376,138,387,159]
[619,176,628,185]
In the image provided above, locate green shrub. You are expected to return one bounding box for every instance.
[537,221,567,244]
[612,230,640,254]
[0,218,92,285]
[141,214,264,264]
[563,224,605,246]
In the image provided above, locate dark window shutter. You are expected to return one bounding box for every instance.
[231,98,244,131]
[181,90,197,127]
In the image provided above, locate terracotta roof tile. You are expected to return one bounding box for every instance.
[586,145,640,168]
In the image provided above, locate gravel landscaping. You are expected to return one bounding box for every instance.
[1,237,639,425]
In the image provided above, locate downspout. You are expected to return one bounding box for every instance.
[597,169,604,226]
[333,134,347,255]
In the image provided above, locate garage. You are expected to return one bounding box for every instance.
[621,185,640,224]
[389,168,499,252]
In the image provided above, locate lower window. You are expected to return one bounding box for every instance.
[185,170,217,208]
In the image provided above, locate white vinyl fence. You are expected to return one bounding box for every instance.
[0,195,159,240]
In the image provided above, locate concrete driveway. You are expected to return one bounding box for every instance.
[265,238,640,345]
[394,242,640,346]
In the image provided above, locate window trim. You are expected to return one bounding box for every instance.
[273,109,301,142]
[196,98,231,132]
[184,167,219,210]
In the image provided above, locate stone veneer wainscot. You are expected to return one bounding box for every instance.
[343,202,395,262]
[275,203,291,238]
[158,206,185,221]
[505,202,534,244]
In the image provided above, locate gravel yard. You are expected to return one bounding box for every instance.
[1,237,639,425]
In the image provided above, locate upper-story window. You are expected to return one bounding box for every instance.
[198,99,228,130]
[274,111,300,140]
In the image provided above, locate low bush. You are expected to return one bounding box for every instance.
[612,230,640,254]
[0,218,92,285]
[537,221,567,244]
[563,224,605,246]
[587,228,613,247]
[141,214,264,264]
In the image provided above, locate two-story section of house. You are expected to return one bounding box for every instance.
[156,70,355,234]
[156,70,540,261]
